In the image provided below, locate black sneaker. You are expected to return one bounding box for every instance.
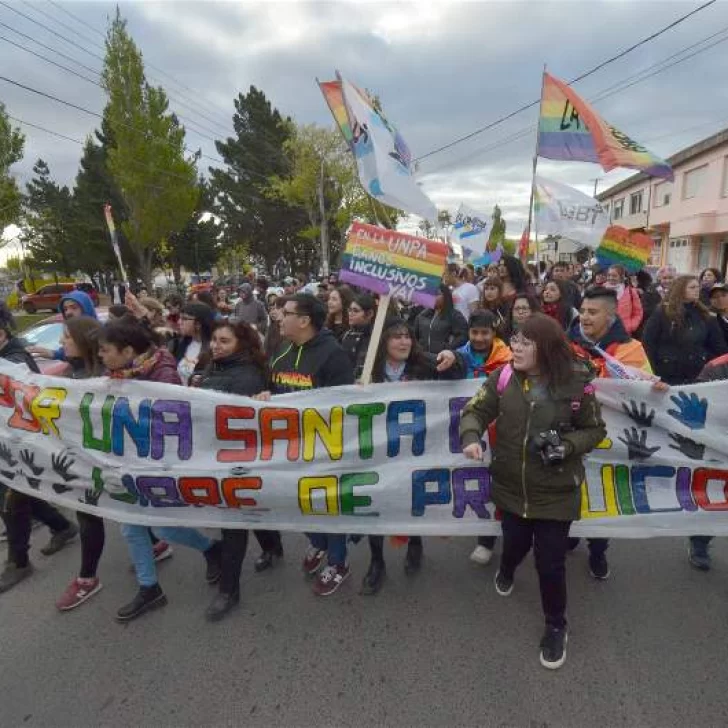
[254,547,283,573]
[205,592,240,623]
[404,540,423,575]
[0,562,33,593]
[116,584,167,622]
[40,523,79,556]
[361,560,386,595]
[204,541,223,584]
[688,541,711,571]
[494,570,514,597]
[540,626,568,669]
[588,553,610,580]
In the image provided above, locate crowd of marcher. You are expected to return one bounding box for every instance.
[0,257,726,670]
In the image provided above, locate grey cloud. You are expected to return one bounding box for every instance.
[2,0,726,233]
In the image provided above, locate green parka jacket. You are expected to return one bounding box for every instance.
[459,362,606,521]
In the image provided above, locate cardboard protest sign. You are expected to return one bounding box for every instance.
[339,222,448,308]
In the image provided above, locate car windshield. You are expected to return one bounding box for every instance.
[19,322,63,350]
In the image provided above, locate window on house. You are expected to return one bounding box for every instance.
[630,191,643,215]
[613,198,624,220]
[683,164,708,199]
[654,182,672,207]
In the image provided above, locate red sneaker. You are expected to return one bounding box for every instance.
[302,546,326,575]
[312,564,350,596]
[153,541,174,563]
[56,577,102,611]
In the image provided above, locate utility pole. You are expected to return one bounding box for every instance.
[318,156,330,278]
[590,177,601,197]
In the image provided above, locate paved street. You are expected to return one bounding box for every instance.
[2,527,728,727]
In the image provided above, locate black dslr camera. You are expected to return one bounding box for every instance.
[530,430,568,466]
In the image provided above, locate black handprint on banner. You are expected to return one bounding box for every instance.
[618,427,661,460]
[0,443,17,482]
[51,452,79,494]
[82,467,105,506]
[20,450,43,476]
[621,400,655,428]
[668,433,706,461]
[18,449,44,489]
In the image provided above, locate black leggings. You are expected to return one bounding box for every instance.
[499,511,571,629]
[4,490,71,568]
[218,530,281,596]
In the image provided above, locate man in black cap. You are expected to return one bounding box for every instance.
[708,282,728,343]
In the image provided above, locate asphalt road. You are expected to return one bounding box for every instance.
[1,526,728,727]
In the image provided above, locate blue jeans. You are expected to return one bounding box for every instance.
[307,533,347,567]
[121,524,213,587]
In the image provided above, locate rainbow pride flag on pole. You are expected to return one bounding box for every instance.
[595,225,654,273]
[537,72,673,181]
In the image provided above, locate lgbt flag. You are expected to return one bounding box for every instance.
[317,79,353,147]
[451,203,491,256]
[595,225,653,273]
[320,73,437,222]
[538,72,673,181]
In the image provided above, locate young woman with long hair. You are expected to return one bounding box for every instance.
[362,317,464,595]
[480,277,510,337]
[699,267,722,305]
[325,285,355,341]
[171,302,215,384]
[341,293,376,380]
[498,255,532,300]
[507,293,541,340]
[413,283,468,354]
[195,320,281,621]
[605,265,643,335]
[541,279,579,331]
[461,313,606,669]
[642,275,727,386]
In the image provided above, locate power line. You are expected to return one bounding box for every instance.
[421,22,728,176]
[415,0,718,162]
[0,1,235,138]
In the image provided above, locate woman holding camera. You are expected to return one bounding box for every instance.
[460,314,605,670]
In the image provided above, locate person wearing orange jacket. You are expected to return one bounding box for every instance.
[567,287,654,579]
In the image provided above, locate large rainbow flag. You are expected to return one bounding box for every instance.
[538,72,673,181]
[595,225,654,273]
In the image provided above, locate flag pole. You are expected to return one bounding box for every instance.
[526,64,547,266]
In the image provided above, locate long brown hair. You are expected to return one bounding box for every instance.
[664,275,710,325]
[519,313,576,388]
[212,320,267,374]
[480,277,504,309]
[65,317,103,375]
[325,285,355,330]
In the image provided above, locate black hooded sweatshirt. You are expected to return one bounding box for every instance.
[269,329,354,393]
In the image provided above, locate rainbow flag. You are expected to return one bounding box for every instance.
[595,225,653,273]
[538,72,673,181]
[318,79,353,146]
[339,222,448,308]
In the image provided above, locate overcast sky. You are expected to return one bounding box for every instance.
[2,0,728,257]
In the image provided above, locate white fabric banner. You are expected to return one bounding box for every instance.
[1,361,727,537]
[340,76,437,222]
[534,175,610,249]
[451,204,491,257]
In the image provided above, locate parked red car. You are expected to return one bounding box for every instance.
[21,282,100,314]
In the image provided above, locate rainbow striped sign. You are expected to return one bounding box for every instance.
[596,225,653,273]
[538,72,673,181]
[339,222,448,307]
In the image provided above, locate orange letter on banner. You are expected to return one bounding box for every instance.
[260,407,300,461]
[179,478,222,506]
[9,382,41,433]
[222,477,261,508]
[215,405,257,462]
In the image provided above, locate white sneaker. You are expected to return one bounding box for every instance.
[470,545,493,565]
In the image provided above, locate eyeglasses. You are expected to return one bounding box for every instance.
[282,310,305,318]
[349,306,363,314]
[510,334,535,348]
[512,306,531,313]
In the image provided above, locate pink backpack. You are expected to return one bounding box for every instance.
[495,363,588,413]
